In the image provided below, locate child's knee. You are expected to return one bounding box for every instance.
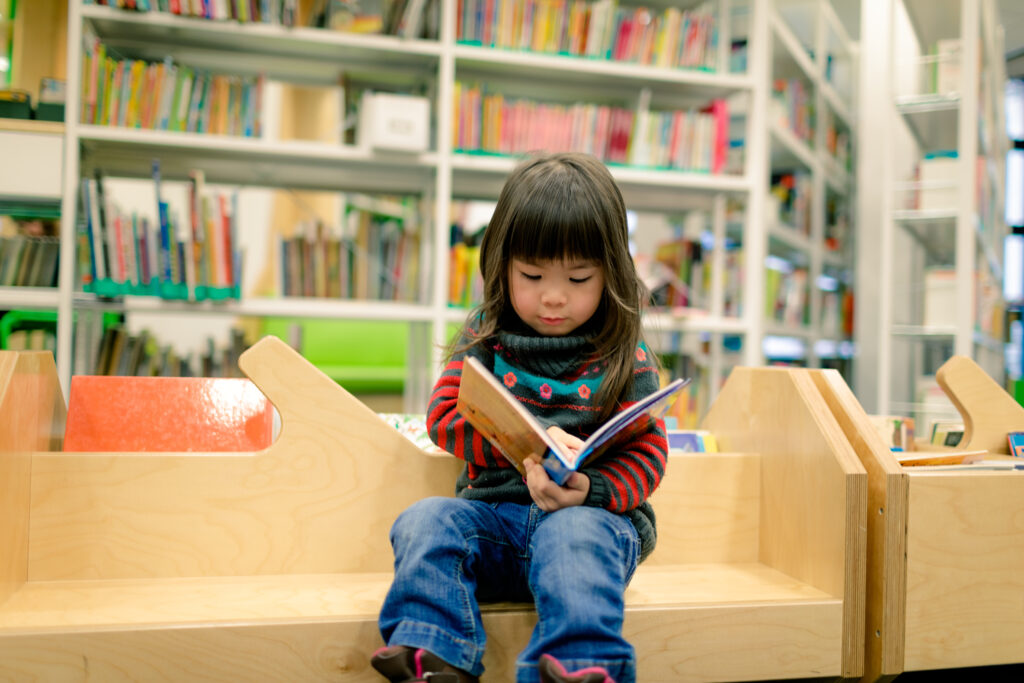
[391,496,474,545]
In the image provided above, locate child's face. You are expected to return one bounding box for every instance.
[508,258,604,336]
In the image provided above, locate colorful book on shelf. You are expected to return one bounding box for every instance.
[895,450,986,467]
[455,356,689,486]
[667,429,718,452]
[454,1,715,70]
[79,167,242,301]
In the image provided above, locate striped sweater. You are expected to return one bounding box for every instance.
[426,324,668,561]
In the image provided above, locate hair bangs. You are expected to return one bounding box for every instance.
[504,182,606,265]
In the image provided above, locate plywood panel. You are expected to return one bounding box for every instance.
[27,336,463,580]
[904,472,1024,670]
[811,369,907,681]
[0,351,64,607]
[646,453,760,565]
[702,366,867,678]
[703,367,865,597]
[0,563,840,683]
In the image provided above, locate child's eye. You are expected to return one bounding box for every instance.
[521,272,541,281]
[569,276,592,284]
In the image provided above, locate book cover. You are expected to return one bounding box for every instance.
[456,356,689,485]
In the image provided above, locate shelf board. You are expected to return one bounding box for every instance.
[449,153,750,212]
[0,287,61,310]
[0,198,62,218]
[770,122,816,170]
[895,94,960,152]
[642,311,748,335]
[891,208,958,225]
[822,155,851,195]
[81,4,441,82]
[891,324,957,338]
[764,322,815,339]
[73,293,438,322]
[892,210,957,264]
[768,222,814,258]
[449,307,749,336]
[822,248,848,269]
[0,119,65,135]
[453,44,754,99]
[77,126,438,193]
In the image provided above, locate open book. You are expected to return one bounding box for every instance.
[456,356,689,485]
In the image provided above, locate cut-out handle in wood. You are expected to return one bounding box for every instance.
[935,355,1024,455]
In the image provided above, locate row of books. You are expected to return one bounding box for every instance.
[772,77,813,145]
[770,171,813,235]
[90,324,250,378]
[86,0,299,25]
[0,236,60,288]
[81,30,264,136]
[764,264,855,335]
[449,222,745,318]
[86,0,442,38]
[3,327,56,354]
[645,237,743,316]
[825,193,849,253]
[456,0,717,71]
[278,199,423,302]
[821,282,855,338]
[454,82,730,172]
[765,263,809,327]
[666,428,719,452]
[821,107,851,170]
[79,166,243,301]
[448,242,482,308]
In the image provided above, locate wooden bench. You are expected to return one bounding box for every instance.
[812,357,1024,680]
[0,336,866,681]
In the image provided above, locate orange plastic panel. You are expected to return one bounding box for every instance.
[63,376,274,452]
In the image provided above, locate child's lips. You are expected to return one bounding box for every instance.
[540,317,566,326]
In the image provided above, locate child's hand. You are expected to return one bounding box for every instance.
[545,426,584,456]
[523,458,590,512]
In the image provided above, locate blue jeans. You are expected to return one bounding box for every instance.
[378,497,640,683]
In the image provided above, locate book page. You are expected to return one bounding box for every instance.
[572,377,690,468]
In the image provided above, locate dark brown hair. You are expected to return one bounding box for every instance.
[453,152,649,421]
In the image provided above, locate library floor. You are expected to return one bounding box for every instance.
[893,664,1024,680]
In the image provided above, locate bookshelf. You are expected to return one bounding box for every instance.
[762,0,857,373]
[856,0,1008,424]
[53,0,860,412]
[0,0,67,318]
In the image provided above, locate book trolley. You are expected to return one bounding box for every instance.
[0,336,868,681]
[812,356,1024,680]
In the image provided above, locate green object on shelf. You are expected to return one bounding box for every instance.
[258,317,410,394]
[0,309,119,350]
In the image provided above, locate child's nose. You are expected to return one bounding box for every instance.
[542,287,567,306]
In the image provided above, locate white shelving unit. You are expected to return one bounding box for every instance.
[0,119,64,312]
[762,0,858,371]
[855,0,1007,420]
[50,0,859,411]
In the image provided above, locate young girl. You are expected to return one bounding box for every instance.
[372,152,668,683]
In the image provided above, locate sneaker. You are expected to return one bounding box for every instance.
[538,654,616,683]
[370,645,479,683]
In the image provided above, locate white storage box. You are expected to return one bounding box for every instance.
[0,128,63,201]
[923,267,957,328]
[918,153,958,211]
[358,92,430,152]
